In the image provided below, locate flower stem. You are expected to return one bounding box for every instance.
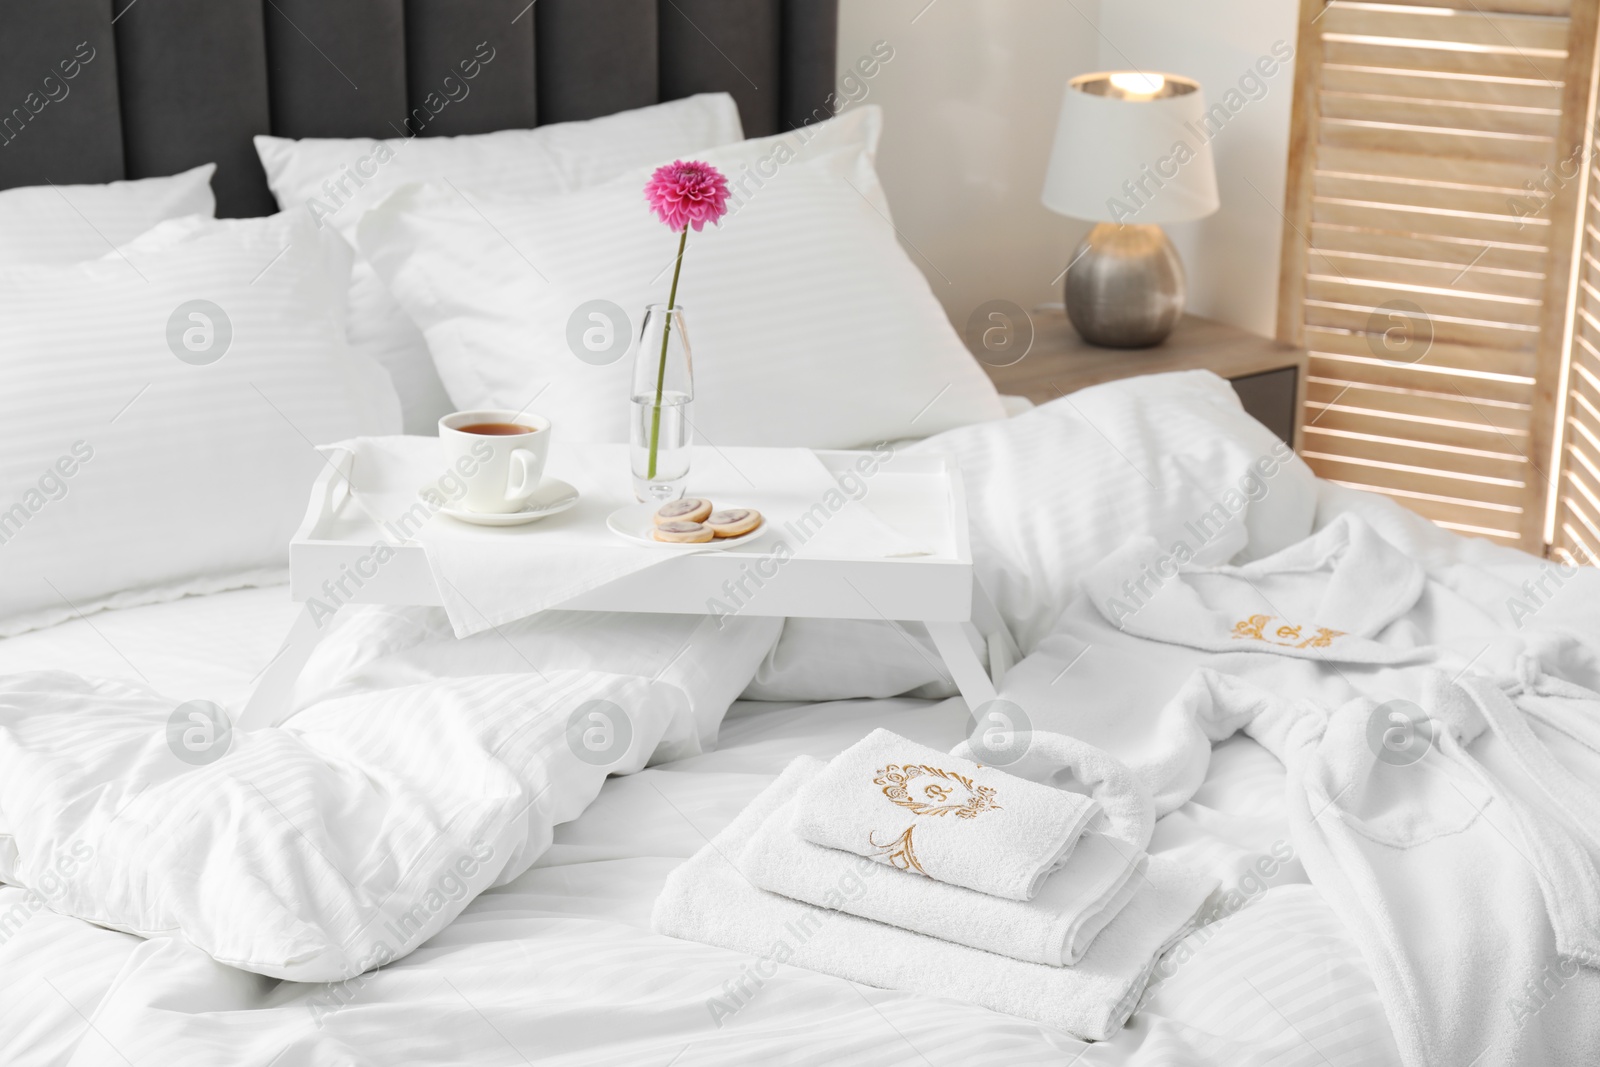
[648,227,688,481]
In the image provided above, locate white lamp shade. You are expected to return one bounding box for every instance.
[1041,71,1220,225]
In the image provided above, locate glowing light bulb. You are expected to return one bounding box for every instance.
[1108,72,1166,99]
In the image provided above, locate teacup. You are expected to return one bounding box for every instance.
[438,410,551,513]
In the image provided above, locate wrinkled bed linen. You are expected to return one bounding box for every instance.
[0,612,781,980]
[1,692,1397,1067]
[1,371,1578,1063]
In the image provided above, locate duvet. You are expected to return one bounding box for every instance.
[1,371,1596,1066]
[0,614,781,980]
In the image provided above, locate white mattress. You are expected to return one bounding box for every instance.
[0,588,1398,1066]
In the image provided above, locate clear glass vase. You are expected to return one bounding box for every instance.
[630,303,694,502]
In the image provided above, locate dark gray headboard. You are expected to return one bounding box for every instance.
[0,0,838,217]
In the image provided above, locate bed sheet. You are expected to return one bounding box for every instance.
[0,587,1396,1067]
[0,583,300,711]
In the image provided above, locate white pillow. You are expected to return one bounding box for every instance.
[0,164,216,266]
[357,107,1007,448]
[255,94,745,433]
[0,210,398,636]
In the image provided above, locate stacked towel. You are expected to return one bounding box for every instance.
[741,757,1144,964]
[950,728,1156,853]
[652,757,1217,1040]
[790,728,1103,899]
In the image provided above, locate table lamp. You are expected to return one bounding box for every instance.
[1041,71,1220,347]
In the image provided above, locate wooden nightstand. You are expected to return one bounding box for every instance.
[977,308,1308,448]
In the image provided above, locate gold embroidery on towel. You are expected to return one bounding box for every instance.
[1231,614,1346,650]
[874,764,1001,819]
[868,826,926,875]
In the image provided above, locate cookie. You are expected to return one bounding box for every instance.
[652,520,714,543]
[705,508,762,538]
[654,497,712,525]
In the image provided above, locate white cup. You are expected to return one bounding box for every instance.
[438,410,550,513]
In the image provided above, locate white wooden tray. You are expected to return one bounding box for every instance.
[242,442,1015,729]
[289,446,976,623]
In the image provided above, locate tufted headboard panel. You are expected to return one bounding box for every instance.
[0,0,838,216]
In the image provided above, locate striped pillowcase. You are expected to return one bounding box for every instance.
[0,164,215,266]
[0,209,398,636]
[357,106,1007,449]
[255,93,746,434]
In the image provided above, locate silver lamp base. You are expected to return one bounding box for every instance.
[1064,222,1186,348]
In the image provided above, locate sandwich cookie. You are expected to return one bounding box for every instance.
[706,509,762,538]
[655,498,712,525]
[653,520,714,544]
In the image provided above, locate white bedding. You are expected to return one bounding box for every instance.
[0,584,299,709]
[8,372,1597,1065]
[0,604,1388,1062]
[0,581,1394,1066]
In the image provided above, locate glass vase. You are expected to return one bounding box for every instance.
[630,303,694,502]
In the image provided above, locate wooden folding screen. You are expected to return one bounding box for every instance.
[1279,0,1600,552]
[1550,113,1600,563]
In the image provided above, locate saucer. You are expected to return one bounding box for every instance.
[428,478,579,527]
[606,502,767,549]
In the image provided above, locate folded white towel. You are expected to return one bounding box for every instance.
[951,729,1156,853]
[790,728,1102,900]
[653,758,1217,1040]
[740,757,1145,964]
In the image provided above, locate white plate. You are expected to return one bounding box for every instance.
[429,478,580,527]
[606,502,767,549]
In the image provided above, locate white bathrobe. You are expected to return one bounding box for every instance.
[995,512,1600,1067]
[1004,512,1600,809]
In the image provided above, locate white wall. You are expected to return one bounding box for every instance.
[1094,0,1300,337]
[837,0,1298,340]
[836,0,1099,342]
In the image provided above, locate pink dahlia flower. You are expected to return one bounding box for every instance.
[644,160,731,232]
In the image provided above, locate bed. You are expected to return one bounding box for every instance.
[2,4,1597,1066]
[0,578,1403,1067]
